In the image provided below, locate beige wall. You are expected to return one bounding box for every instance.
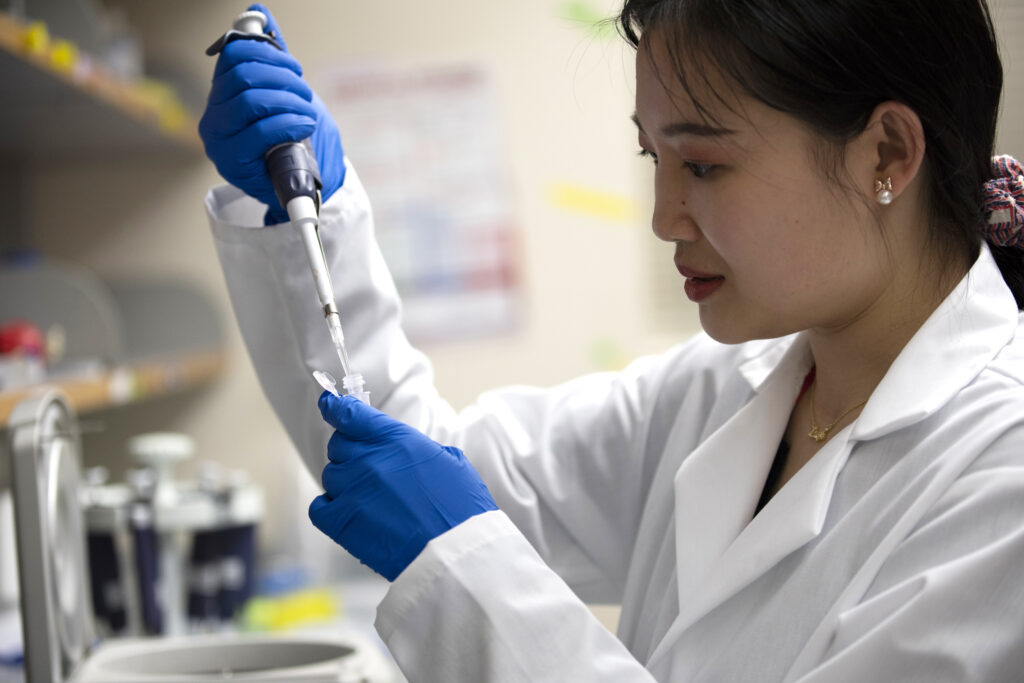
[995,0,1024,156]
[21,0,1024,571]
[24,0,685,568]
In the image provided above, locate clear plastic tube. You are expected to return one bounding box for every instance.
[313,370,370,405]
[341,372,370,405]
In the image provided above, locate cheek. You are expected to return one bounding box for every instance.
[710,197,850,294]
[699,162,877,272]
[702,193,802,267]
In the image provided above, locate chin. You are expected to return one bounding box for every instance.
[702,327,754,345]
[699,315,749,345]
[699,311,787,345]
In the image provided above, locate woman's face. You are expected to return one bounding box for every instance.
[634,36,894,344]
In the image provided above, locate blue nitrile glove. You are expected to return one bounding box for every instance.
[199,4,345,225]
[309,392,499,581]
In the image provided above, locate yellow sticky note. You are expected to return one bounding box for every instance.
[548,182,637,223]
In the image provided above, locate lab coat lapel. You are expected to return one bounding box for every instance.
[852,244,1019,441]
[682,427,852,622]
[668,338,812,636]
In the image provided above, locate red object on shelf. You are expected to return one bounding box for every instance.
[0,320,45,358]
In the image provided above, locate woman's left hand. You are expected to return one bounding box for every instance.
[309,392,498,580]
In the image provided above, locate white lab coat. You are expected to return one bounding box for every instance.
[206,163,1024,682]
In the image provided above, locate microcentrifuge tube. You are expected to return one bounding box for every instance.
[313,369,371,405]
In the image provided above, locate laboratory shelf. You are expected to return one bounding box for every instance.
[0,11,201,157]
[0,349,224,428]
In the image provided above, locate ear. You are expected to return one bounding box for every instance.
[855,101,926,203]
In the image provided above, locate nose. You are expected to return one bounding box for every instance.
[651,168,700,243]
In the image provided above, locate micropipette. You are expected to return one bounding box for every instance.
[207,10,369,403]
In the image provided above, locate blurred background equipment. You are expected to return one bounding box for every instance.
[1,391,398,681]
[81,431,264,638]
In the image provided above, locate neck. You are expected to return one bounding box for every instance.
[807,254,965,421]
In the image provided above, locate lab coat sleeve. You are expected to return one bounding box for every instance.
[376,510,658,682]
[205,163,454,477]
[795,424,1024,682]
[438,350,695,601]
[205,161,697,600]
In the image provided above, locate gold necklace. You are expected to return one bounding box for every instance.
[807,381,868,443]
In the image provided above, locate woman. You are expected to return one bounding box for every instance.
[202,1,1024,680]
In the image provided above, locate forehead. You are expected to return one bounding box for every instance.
[634,31,744,129]
[634,32,804,153]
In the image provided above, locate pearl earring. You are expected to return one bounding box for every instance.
[875,177,894,205]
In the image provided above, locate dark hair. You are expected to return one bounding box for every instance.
[618,0,1024,308]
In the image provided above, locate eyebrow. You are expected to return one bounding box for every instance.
[631,112,736,138]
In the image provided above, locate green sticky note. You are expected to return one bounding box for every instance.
[558,0,618,39]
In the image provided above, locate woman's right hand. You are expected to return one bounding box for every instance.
[199,3,345,224]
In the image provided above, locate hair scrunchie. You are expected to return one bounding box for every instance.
[984,155,1024,248]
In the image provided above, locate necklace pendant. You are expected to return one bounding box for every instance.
[808,426,829,443]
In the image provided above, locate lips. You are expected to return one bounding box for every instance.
[675,263,721,280]
[675,262,725,302]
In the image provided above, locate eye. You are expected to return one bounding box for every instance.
[637,148,658,165]
[684,162,716,178]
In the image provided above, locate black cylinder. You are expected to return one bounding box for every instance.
[266,141,322,209]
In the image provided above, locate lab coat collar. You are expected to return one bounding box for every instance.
[850,244,1018,440]
[735,244,1018,441]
